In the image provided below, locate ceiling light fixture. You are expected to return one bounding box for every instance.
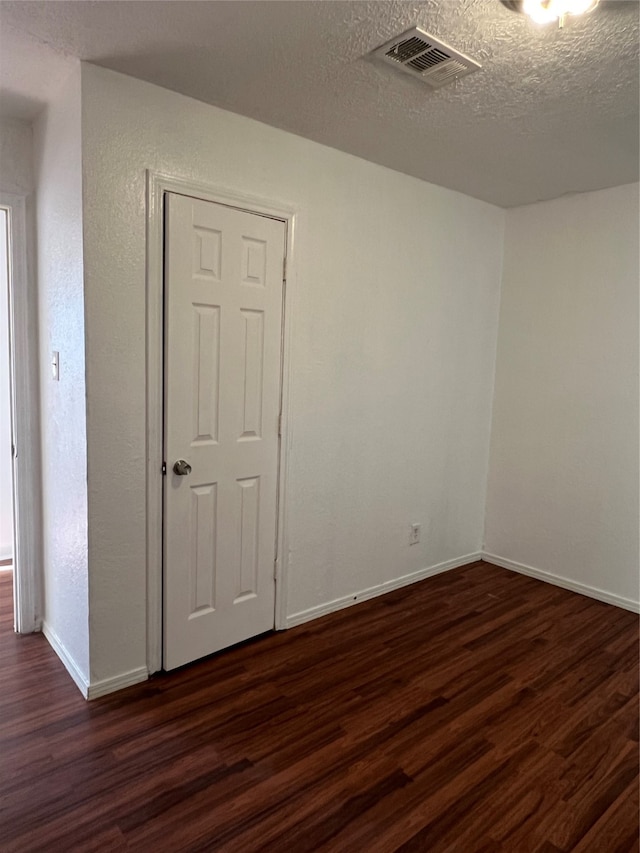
[501,0,599,28]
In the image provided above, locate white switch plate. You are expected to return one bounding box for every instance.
[410,523,421,545]
[51,351,59,381]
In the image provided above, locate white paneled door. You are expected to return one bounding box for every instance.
[163,192,286,670]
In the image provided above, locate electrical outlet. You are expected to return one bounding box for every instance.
[409,523,421,545]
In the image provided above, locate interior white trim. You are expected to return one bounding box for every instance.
[146,171,297,674]
[483,552,640,614]
[42,621,89,698]
[286,552,483,628]
[87,667,149,700]
[1,192,42,634]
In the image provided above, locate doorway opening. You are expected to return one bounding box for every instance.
[0,209,15,613]
[0,193,41,635]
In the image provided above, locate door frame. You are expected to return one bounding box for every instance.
[0,192,42,633]
[145,172,297,674]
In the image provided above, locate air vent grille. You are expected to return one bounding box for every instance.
[407,48,450,72]
[385,36,429,63]
[372,27,481,89]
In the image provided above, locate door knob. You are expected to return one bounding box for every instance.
[173,459,192,476]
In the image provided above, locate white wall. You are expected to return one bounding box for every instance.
[0,119,34,196]
[0,209,12,560]
[80,64,505,685]
[33,67,90,682]
[485,183,640,608]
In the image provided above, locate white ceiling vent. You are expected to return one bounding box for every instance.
[372,27,481,89]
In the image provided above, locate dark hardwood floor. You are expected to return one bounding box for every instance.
[1,561,638,852]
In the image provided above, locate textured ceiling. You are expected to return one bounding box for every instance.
[0,0,638,207]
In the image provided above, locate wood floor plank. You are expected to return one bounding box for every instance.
[0,563,638,852]
[570,779,640,853]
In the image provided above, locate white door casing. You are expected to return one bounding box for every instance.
[163,192,286,670]
[0,193,42,634]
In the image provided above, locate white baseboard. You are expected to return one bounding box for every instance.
[286,552,483,628]
[43,623,148,699]
[87,667,148,700]
[482,552,640,614]
[42,621,90,698]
